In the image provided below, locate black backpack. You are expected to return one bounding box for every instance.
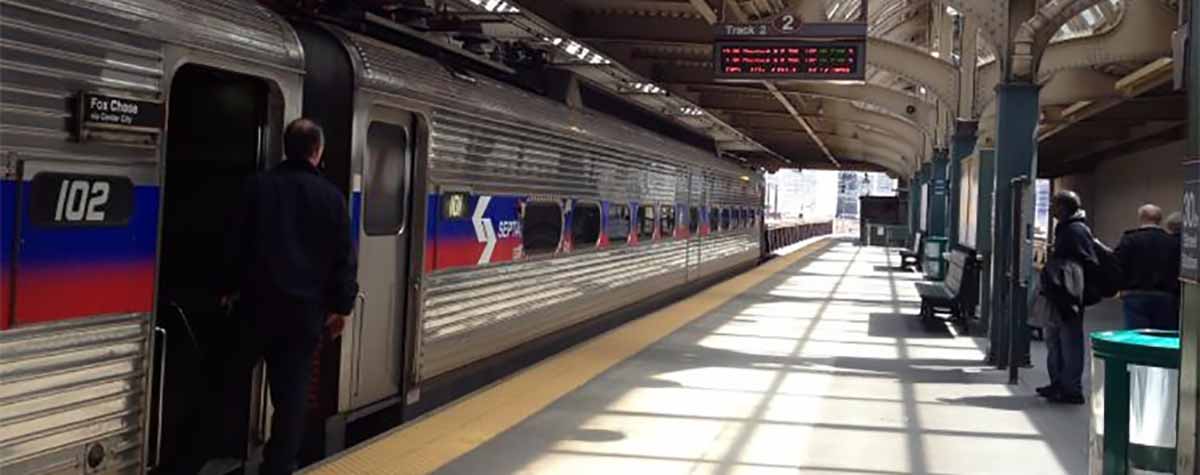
[1083,237,1121,306]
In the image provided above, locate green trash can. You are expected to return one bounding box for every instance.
[1089,330,1180,475]
[922,236,948,280]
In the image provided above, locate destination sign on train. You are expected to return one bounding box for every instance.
[714,41,865,80]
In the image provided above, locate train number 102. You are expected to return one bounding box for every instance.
[30,173,132,227]
[53,179,110,222]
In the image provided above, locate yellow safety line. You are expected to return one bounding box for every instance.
[308,238,834,475]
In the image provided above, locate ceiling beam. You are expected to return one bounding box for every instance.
[763,82,840,166]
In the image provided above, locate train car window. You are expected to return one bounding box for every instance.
[688,207,699,234]
[660,205,676,236]
[523,201,562,255]
[572,202,601,247]
[637,205,656,239]
[708,207,720,232]
[364,122,409,235]
[606,203,631,244]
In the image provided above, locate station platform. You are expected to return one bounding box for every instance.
[307,238,1117,475]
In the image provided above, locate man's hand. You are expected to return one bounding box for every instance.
[326,314,349,338]
[219,294,237,310]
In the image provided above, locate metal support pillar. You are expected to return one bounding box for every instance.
[987,83,1039,369]
[975,149,995,337]
[949,121,979,247]
[920,162,933,233]
[907,169,916,235]
[1177,1,1200,472]
[930,149,950,238]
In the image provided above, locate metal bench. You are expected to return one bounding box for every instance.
[898,231,923,270]
[915,248,980,327]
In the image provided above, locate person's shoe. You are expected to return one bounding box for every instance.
[1048,392,1085,405]
[1036,385,1058,398]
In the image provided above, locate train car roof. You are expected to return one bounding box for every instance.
[43,0,304,73]
[329,27,751,177]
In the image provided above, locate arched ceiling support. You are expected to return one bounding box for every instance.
[1037,0,1174,78]
[1039,68,1118,106]
[723,109,922,155]
[688,85,929,153]
[940,0,1009,56]
[864,37,960,107]
[974,60,1000,117]
[975,0,1174,115]
[820,134,914,175]
[729,123,917,164]
[1012,0,1113,80]
[674,81,935,133]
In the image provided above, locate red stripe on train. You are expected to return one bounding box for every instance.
[12,262,156,326]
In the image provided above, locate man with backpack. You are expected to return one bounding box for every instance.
[1114,204,1180,330]
[1035,191,1100,404]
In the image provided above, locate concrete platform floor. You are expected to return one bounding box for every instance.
[433,241,1123,475]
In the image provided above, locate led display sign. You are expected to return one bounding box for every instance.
[714,41,865,80]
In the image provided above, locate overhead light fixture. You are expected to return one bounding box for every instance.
[679,106,704,116]
[468,0,519,13]
[930,51,941,58]
[628,82,665,94]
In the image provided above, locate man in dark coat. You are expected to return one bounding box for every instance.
[1114,204,1178,330]
[220,118,359,474]
[1037,190,1097,404]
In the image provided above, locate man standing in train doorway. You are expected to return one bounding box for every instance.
[217,118,359,475]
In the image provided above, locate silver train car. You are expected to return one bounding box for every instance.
[0,1,765,473]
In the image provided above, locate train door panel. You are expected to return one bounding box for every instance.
[687,171,704,281]
[349,106,414,409]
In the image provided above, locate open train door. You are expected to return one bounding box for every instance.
[152,63,280,474]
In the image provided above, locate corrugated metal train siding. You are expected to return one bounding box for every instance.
[0,2,163,473]
[0,0,163,165]
[338,27,763,384]
[0,314,149,474]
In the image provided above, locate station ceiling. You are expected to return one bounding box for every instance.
[442,0,1186,178]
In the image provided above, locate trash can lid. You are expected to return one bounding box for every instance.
[1090,330,1180,369]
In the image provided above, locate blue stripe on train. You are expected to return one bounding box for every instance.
[17,185,159,269]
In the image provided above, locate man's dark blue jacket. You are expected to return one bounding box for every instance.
[224,159,358,339]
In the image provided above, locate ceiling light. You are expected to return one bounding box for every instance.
[679,106,704,116]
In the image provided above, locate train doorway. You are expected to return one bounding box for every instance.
[152,64,272,473]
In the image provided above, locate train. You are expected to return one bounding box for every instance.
[0,1,767,473]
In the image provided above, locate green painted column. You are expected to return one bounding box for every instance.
[987,83,1039,370]
[949,121,979,248]
[975,148,995,337]
[1176,1,1200,472]
[929,149,950,238]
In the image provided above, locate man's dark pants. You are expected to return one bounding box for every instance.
[1045,314,1085,396]
[225,300,321,475]
[1122,292,1178,330]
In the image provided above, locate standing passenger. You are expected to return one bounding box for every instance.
[219,118,359,474]
[1037,191,1096,404]
[1114,204,1177,330]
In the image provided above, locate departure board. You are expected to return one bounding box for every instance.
[714,41,865,80]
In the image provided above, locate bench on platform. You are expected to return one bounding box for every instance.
[915,247,980,326]
[898,231,923,270]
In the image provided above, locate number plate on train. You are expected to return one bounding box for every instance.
[29,173,135,227]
